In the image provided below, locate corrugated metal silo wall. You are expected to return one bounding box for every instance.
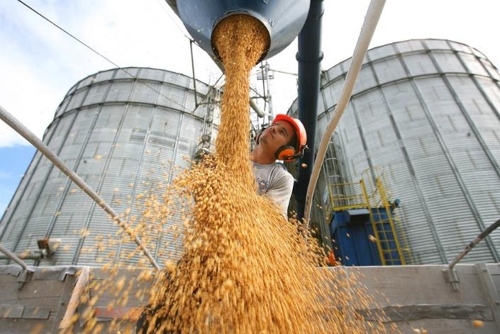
[304,39,500,265]
[0,67,220,268]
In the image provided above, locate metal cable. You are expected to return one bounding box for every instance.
[16,0,200,112]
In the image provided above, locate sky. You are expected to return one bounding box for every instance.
[1,0,500,215]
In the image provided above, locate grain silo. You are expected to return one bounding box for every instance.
[0,67,220,267]
[292,39,500,265]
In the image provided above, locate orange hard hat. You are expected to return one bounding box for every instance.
[272,114,307,152]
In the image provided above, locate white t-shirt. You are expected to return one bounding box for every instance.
[253,161,295,217]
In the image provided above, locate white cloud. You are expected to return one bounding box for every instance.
[0,56,65,141]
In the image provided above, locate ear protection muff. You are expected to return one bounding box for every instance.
[275,145,296,161]
[276,145,309,161]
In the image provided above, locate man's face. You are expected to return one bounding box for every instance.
[259,121,295,153]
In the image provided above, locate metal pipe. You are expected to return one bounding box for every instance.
[249,98,265,118]
[170,0,310,66]
[0,253,42,261]
[303,0,386,224]
[190,39,199,107]
[295,0,324,221]
[0,105,160,271]
[448,218,500,271]
[0,243,30,271]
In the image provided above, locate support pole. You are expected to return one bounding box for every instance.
[295,0,324,220]
[0,243,30,271]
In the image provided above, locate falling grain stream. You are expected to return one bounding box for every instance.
[66,14,394,334]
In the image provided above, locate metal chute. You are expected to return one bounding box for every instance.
[165,0,310,67]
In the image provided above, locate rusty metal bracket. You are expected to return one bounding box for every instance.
[444,218,500,291]
[442,267,460,291]
[0,243,34,289]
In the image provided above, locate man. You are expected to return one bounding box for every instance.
[250,114,307,217]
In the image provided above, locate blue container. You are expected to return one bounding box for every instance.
[330,208,402,266]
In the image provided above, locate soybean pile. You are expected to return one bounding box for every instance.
[64,14,394,334]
